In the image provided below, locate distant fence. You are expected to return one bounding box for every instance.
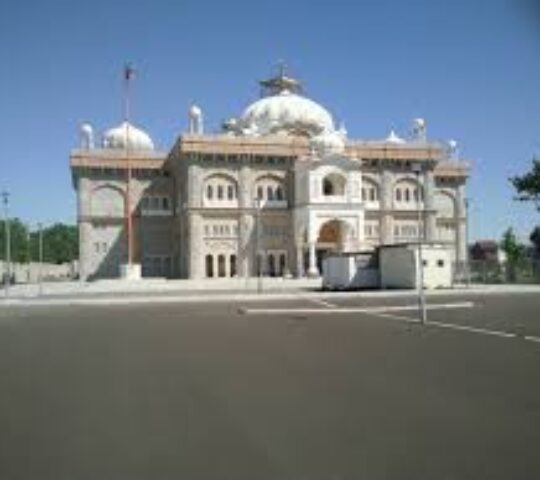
[467,259,540,284]
[0,261,77,284]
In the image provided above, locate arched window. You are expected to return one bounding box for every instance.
[276,186,283,201]
[323,178,334,195]
[268,254,276,277]
[396,189,402,201]
[217,185,224,200]
[370,188,376,201]
[218,254,226,277]
[207,185,213,199]
[267,186,274,201]
[322,173,346,196]
[206,255,214,278]
[257,186,264,200]
[405,188,410,202]
[279,254,286,276]
[230,255,236,277]
[227,185,234,200]
[413,188,418,202]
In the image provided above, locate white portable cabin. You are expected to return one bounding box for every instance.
[322,251,379,290]
[379,243,452,290]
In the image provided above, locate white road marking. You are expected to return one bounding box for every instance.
[243,301,475,315]
[243,301,540,346]
[307,298,337,308]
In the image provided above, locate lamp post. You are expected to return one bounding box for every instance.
[1,190,10,298]
[38,222,43,296]
[254,197,262,294]
[465,197,470,288]
[412,164,427,325]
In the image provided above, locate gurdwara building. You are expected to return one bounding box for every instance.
[70,70,469,281]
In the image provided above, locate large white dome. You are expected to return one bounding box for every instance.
[102,121,155,151]
[240,90,334,136]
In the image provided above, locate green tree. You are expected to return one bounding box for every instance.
[500,228,525,282]
[0,218,31,263]
[531,226,540,254]
[510,158,540,210]
[33,223,78,264]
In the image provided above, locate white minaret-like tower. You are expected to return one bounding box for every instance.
[188,104,204,134]
[80,122,95,149]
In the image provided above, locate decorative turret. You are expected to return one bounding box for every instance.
[188,104,204,134]
[80,122,95,149]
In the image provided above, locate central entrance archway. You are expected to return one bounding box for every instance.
[305,219,353,275]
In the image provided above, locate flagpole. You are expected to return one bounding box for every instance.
[124,64,133,267]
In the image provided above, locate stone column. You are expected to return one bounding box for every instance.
[456,184,467,267]
[188,212,203,279]
[380,168,394,244]
[77,177,92,281]
[239,213,253,277]
[424,169,437,242]
[307,242,318,277]
[296,243,304,278]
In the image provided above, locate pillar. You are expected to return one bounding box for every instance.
[296,243,304,278]
[456,184,467,267]
[380,168,394,244]
[188,212,203,279]
[307,242,318,277]
[424,169,437,242]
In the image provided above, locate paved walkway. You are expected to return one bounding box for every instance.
[0,278,539,307]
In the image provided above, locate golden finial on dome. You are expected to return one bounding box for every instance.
[259,61,303,97]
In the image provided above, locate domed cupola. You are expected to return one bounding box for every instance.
[102,121,155,151]
[239,67,335,137]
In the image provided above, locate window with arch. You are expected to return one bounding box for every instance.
[363,179,379,203]
[395,180,422,206]
[230,255,237,277]
[322,173,346,196]
[254,176,287,205]
[204,175,239,206]
[206,255,214,278]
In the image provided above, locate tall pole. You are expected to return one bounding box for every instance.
[38,222,43,296]
[124,64,134,268]
[255,198,262,293]
[2,190,10,298]
[413,166,427,325]
[465,198,471,288]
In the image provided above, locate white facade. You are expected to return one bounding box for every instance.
[71,69,470,281]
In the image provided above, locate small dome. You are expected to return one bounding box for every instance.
[310,130,345,156]
[384,129,406,144]
[189,104,202,117]
[102,121,155,151]
[240,90,334,137]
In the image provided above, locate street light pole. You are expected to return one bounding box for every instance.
[38,222,43,296]
[2,190,10,298]
[465,198,471,288]
[412,166,427,325]
[255,197,262,294]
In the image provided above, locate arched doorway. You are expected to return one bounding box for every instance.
[306,219,352,274]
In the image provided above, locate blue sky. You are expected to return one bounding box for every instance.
[0,0,539,241]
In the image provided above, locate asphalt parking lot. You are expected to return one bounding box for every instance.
[0,292,539,479]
